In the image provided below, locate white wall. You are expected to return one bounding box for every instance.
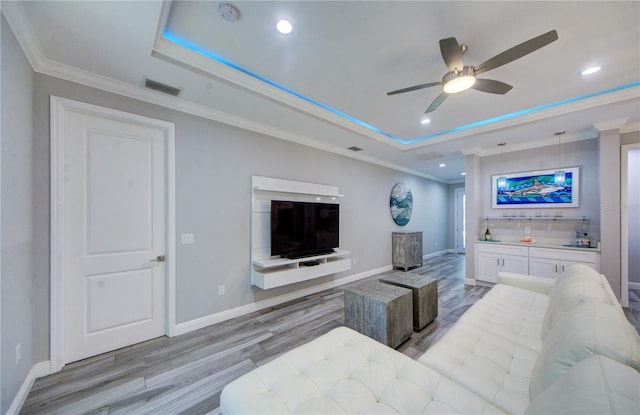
[1,14,36,414]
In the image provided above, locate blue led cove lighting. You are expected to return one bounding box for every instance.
[163,32,398,142]
[163,32,639,146]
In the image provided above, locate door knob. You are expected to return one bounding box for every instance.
[150,255,166,262]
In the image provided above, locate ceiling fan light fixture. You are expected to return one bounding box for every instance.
[443,66,476,93]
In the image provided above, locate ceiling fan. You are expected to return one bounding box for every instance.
[387,30,558,113]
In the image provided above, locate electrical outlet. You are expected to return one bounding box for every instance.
[218,285,225,296]
[181,233,194,244]
[525,226,531,234]
[16,344,21,365]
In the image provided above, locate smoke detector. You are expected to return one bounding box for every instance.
[218,3,239,22]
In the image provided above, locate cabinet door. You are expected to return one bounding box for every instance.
[529,257,559,279]
[408,233,423,266]
[502,254,529,275]
[477,252,500,283]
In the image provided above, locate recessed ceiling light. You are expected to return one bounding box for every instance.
[581,66,601,76]
[276,19,293,34]
[439,163,446,168]
[420,117,431,125]
[460,172,466,176]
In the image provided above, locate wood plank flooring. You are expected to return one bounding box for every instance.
[21,254,640,414]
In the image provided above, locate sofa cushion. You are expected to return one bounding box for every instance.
[220,326,504,414]
[457,284,548,351]
[530,301,640,399]
[418,322,537,414]
[542,264,615,339]
[525,355,640,415]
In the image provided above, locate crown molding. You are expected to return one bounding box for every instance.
[620,121,640,134]
[593,118,631,133]
[1,1,43,70]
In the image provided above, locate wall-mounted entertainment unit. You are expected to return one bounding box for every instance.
[251,176,351,289]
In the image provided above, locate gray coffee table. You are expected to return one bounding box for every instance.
[380,274,438,330]
[344,280,412,348]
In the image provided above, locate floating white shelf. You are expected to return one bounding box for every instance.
[252,250,351,290]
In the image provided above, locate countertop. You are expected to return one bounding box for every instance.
[476,239,601,252]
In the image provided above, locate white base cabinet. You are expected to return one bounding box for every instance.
[476,242,600,283]
[476,244,529,283]
[528,247,599,279]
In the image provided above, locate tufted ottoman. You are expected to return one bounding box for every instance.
[219,326,502,414]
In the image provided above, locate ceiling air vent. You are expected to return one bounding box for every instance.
[144,78,183,97]
[348,146,364,152]
[415,151,443,160]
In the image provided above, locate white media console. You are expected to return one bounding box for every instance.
[250,176,351,289]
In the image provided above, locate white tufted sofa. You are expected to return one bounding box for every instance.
[220,265,640,414]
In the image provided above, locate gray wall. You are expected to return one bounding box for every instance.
[1,14,36,414]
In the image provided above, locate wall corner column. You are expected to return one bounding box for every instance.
[594,119,627,298]
[464,152,481,284]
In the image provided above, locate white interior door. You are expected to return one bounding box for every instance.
[53,98,173,365]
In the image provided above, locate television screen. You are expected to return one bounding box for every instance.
[271,200,339,259]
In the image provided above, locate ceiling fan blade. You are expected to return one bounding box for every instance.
[387,81,443,96]
[425,93,448,113]
[472,79,513,94]
[474,30,558,75]
[439,37,464,71]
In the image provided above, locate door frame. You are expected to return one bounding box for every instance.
[454,187,466,253]
[620,143,639,307]
[50,96,176,373]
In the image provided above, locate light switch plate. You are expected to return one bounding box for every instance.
[181,233,194,244]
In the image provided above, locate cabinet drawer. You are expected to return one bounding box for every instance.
[477,243,528,257]
[529,247,597,263]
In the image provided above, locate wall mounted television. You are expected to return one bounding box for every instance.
[271,200,339,259]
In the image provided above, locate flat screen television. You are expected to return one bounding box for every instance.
[271,200,339,259]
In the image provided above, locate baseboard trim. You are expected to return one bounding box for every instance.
[423,249,453,261]
[7,361,51,415]
[629,282,640,290]
[173,265,393,336]
[464,278,477,286]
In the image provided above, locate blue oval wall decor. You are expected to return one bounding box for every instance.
[390,182,413,226]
